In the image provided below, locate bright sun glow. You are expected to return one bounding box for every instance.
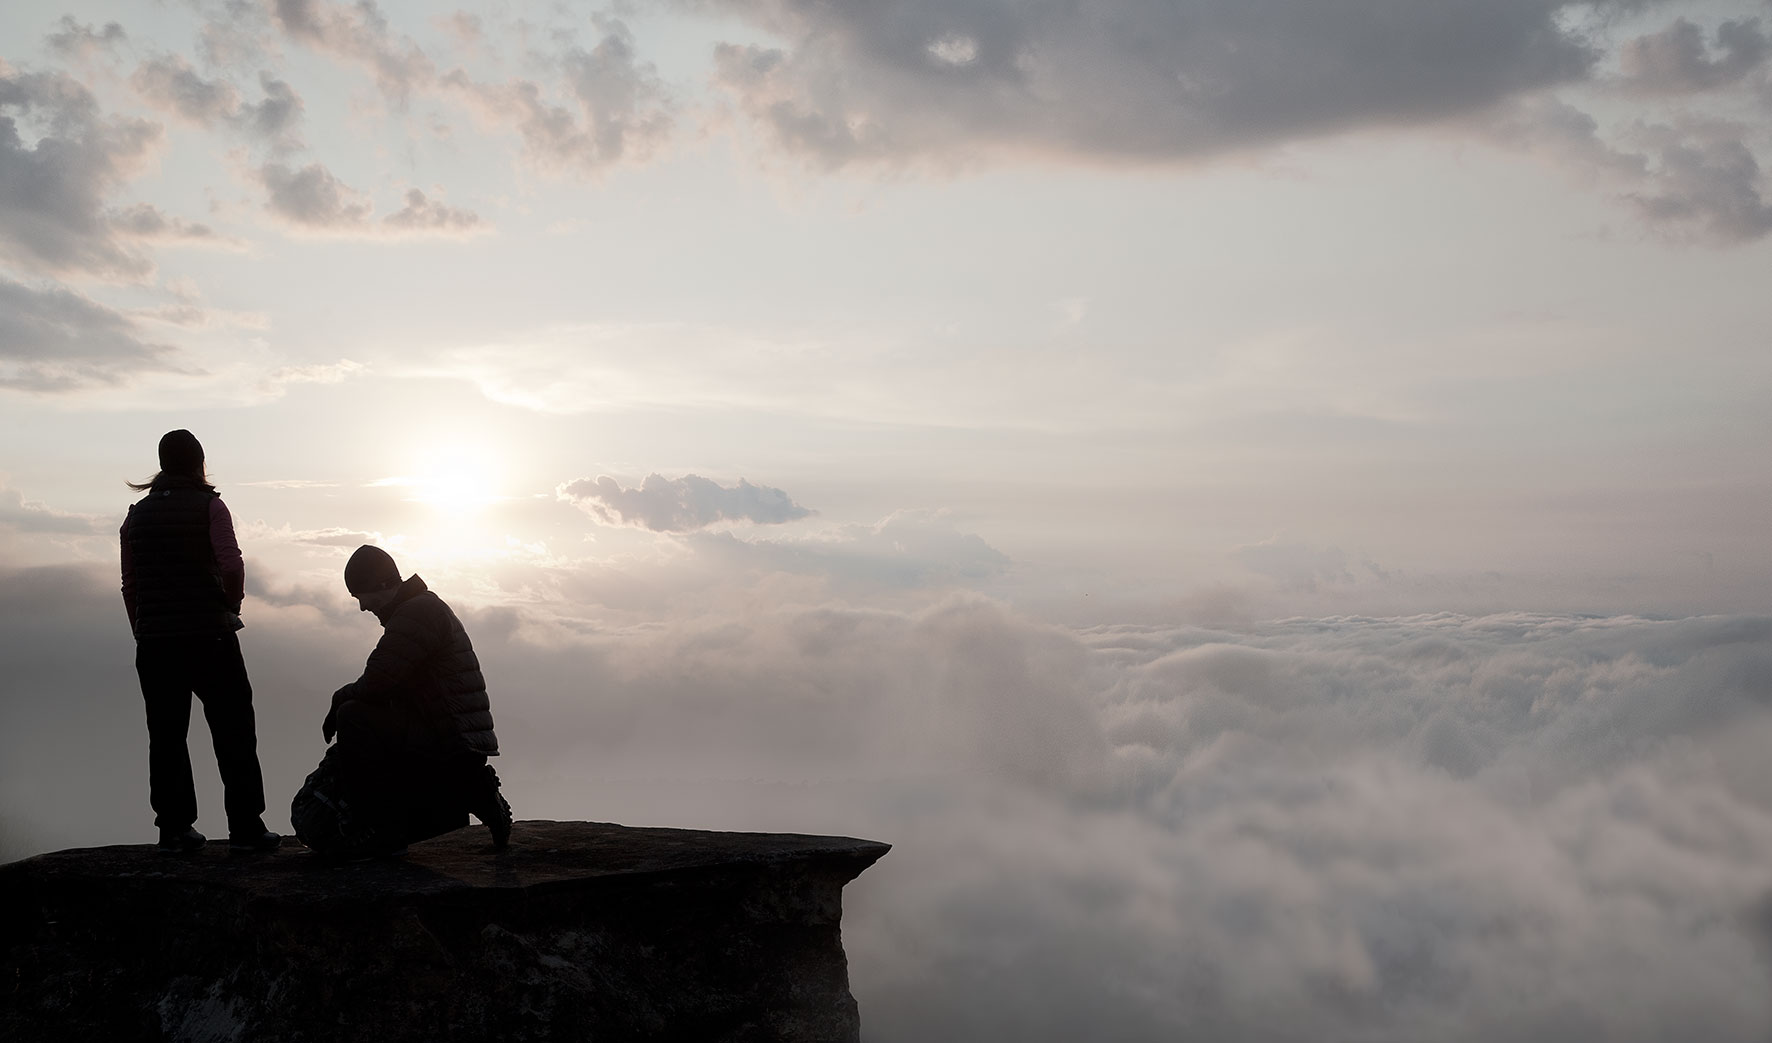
[368,441,510,566]
[411,462,501,511]
[373,442,504,513]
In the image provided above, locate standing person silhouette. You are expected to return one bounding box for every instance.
[121,430,279,853]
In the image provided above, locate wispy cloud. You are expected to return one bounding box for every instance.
[237,521,378,547]
[130,55,305,149]
[0,485,101,535]
[1494,96,1772,245]
[106,203,226,246]
[269,0,436,106]
[262,359,363,387]
[44,16,126,65]
[1617,17,1768,95]
[381,188,485,235]
[0,275,179,392]
[441,17,675,175]
[235,480,342,490]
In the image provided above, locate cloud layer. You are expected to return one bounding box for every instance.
[5,559,1772,1041]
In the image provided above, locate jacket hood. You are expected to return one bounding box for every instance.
[373,574,429,626]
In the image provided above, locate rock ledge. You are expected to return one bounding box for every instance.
[1,820,889,1043]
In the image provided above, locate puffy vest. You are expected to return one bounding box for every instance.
[127,482,232,639]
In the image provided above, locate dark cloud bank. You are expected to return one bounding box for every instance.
[704,0,1599,164]
[696,0,1772,242]
[6,558,1772,1041]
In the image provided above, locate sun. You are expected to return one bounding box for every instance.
[379,441,504,514]
[368,438,523,566]
[411,462,501,511]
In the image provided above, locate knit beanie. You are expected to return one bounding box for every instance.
[158,429,205,477]
[344,545,402,594]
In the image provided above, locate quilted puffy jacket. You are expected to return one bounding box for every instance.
[335,575,498,757]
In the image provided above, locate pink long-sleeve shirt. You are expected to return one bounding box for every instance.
[119,497,245,630]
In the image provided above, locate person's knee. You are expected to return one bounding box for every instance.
[335,700,405,754]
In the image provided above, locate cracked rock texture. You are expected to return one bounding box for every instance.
[1,820,888,1043]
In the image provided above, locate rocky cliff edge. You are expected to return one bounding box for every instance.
[1,820,889,1043]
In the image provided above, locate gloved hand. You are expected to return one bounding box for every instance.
[323,684,353,743]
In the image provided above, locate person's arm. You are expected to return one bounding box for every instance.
[325,604,438,741]
[119,510,136,633]
[336,604,440,707]
[209,498,245,613]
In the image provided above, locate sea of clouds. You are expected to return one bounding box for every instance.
[6,560,1772,1041]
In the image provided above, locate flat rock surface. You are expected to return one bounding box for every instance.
[3,820,891,899]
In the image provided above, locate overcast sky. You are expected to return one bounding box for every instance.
[5,1,1772,1039]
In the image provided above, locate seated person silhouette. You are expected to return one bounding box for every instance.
[293,545,511,857]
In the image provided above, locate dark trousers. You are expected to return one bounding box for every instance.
[334,700,409,811]
[135,633,267,833]
[335,700,481,842]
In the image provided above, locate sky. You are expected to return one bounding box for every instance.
[4,0,1772,1038]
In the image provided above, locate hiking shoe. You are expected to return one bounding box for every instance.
[229,829,282,852]
[157,827,207,853]
[474,765,513,850]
